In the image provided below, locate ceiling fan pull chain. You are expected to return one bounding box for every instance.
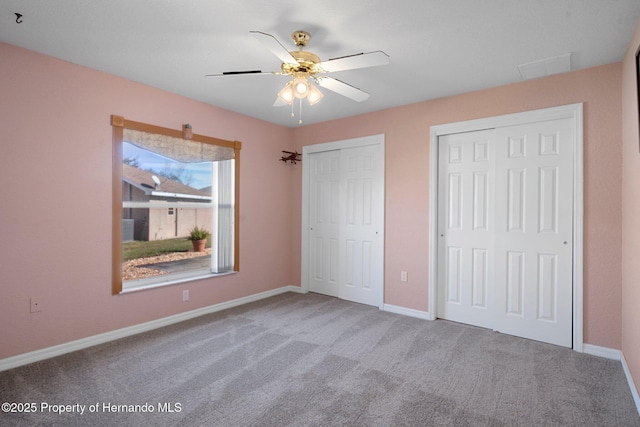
[299,98,303,125]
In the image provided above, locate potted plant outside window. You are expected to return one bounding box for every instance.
[187,226,211,252]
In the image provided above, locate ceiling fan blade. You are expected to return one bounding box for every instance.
[273,97,289,107]
[319,51,389,73]
[316,77,370,102]
[205,70,281,77]
[250,30,298,66]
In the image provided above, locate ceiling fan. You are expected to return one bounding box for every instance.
[206,30,389,123]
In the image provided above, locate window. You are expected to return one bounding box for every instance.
[111,115,241,294]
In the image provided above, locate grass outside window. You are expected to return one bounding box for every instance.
[123,238,212,261]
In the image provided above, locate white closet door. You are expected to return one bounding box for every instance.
[308,150,340,297]
[493,118,574,347]
[338,144,383,306]
[305,137,384,308]
[437,118,574,348]
[437,129,496,330]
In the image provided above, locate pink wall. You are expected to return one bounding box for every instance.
[0,38,627,361]
[622,18,640,397]
[0,42,296,359]
[293,62,623,349]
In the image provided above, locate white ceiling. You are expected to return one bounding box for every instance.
[1,1,639,128]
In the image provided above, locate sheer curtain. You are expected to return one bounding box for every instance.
[212,159,234,273]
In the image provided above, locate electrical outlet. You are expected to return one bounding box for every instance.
[30,297,43,313]
[400,271,408,282]
[182,289,189,302]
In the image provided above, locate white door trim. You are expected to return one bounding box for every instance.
[301,134,386,308]
[428,103,584,351]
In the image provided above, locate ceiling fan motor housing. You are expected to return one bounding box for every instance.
[280,31,322,76]
[282,50,321,75]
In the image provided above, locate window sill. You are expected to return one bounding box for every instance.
[119,270,237,294]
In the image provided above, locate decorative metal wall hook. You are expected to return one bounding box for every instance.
[15,13,23,24]
[280,151,301,164]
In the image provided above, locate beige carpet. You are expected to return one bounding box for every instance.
[1,292,638,426]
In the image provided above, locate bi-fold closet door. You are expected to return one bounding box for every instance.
[305,137,384,308]
[437,118,574,347]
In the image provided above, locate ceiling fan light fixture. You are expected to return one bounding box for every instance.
[277,82,294,105]
[307,84,324,105]
[292,77,309,98]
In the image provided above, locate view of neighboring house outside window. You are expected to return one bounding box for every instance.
[122,162,213,241]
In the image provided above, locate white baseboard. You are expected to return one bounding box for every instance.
[621,352,640,416]
[583,344,640,416]
[0,285,303,372]
[583,344,622,360]
[382,303,431,320]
